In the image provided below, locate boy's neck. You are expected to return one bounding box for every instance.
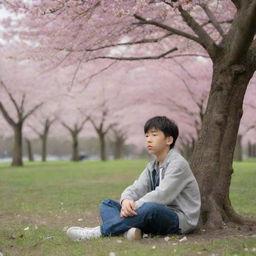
[156,148,170,166]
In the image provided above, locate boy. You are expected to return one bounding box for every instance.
[67,116,201,241]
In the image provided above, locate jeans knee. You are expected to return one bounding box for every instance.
[138,202,161,216]
[100,199,112,207]
[101,199,112,205]
[100,199,120,208]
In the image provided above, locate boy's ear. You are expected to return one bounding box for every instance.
[167,136,173,146]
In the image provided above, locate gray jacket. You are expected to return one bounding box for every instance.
[120,149,201,234]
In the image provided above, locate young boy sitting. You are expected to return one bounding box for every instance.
[66,116,201,240]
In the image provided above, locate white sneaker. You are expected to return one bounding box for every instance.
[66,226,101,241]
[124,228,142,241]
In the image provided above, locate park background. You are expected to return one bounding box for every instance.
[0,1,256,255]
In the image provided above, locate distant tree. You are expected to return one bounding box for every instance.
[29,118,55,162]
[0,81,42,166]
[61,118,88,161]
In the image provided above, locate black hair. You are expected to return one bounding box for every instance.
[144,116,179,149]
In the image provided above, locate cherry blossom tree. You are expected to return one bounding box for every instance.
[0,80,43,166]
[28,117,56,162]
[61,119,88,161]
[109,125,127,160]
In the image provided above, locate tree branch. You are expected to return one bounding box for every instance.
[0,80,21,117]
[90,47,177,61]
[178,6,218,58]
[200,3,224,37]
[61,121,73,133]
[231,0,241,9]
[79,61,117,91]
[0,101,16,127]
[28,124,42,137]
[201,19,233,28]
[226,1,256,64]
[77,117,88,133]
[19,94,26,118]
[23,102,43,121]
[163,53,210,59]
[56,36,171,52]
[87,116,98,132]
[134,14,201,44]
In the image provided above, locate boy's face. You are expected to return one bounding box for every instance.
[145,128,173,156]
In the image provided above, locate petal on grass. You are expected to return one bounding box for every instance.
[179,236,187,242]
[164,236,170,242]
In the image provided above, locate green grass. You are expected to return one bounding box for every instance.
[0,159,255,256]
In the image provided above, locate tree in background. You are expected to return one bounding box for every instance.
[0,81,42,166]
[28,118,56,162]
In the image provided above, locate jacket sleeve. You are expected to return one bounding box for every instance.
[120,167,151,203]
[135,161,192,208]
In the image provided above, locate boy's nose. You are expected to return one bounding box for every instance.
[146,137,152,143]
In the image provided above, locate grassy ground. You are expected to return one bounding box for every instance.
[0,159,256,256]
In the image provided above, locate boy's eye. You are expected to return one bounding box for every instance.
[153,133,157,136]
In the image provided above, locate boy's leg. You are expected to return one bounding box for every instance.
[66,199,121,241]
[100,201,180,236]
[138,202,180,235]
[100,199,122,224]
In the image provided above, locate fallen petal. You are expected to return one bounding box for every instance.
[164,236,170,242]
[24,227,29,231]
[179,236,187,242]
[63,226,68,232]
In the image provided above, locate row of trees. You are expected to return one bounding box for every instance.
[1,55,255,166]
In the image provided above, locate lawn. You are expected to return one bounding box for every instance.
[0,159,256,256]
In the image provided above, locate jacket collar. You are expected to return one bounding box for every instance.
[148,149,177,172]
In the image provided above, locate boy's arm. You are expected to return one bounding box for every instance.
[120,167,150,204]
[135,162,191,208]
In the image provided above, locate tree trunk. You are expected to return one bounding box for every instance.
[99,133,106,161]
[253,144,256,158]
[26,138,34,162]
[71,132,79,161]
[189,63,254,228]
[234,134,243,161]
[114,136,125,159]
[181,139,195,160]
[12,124,23,166]
[41,134,47,162]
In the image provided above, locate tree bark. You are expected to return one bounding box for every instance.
[25,138,34,162]
[234,134,242,161]
[113,135,125,159]
[41,134,47,162]
[71,132,79,161]
[190,63,254,228]
[12,124,23,166]
[99,133,106,161]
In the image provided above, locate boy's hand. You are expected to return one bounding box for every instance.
[120,199,137,218]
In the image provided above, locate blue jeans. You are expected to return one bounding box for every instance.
[99,199,180,236]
